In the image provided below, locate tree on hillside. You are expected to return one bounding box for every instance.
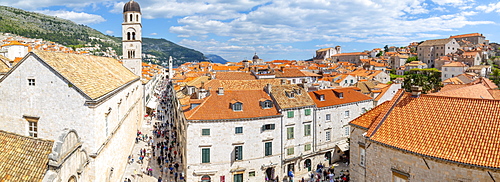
[376,51,384,57]
[384,45,389,52]
[406,56,418,63]
[491,68,500,86]
[403,68,442,93]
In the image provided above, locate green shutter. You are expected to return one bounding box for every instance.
[202,129,210,136]
[287,127,294,139]
[305,109,311,116]
[202,148,210,163]
[265,142,272,156]
[304,124,311,136]
[287,111,294,118]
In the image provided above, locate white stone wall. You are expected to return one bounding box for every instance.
[185,116,283,182]
[314,100,372,153]
[281,107,315,177]
[441,66,466,81]
[363,140,500,181]
[0,55,96,149]
[374,84,401,106]
[0,54,143,181]
[6,44,28,60]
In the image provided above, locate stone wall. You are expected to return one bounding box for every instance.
[364,140,500,181]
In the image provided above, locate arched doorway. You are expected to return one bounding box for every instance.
[304,159,312,171]
[201,175,211,182]
[325,151,332,165]
[266,168,275,181]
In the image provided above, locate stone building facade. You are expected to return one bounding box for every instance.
[417,38,459,68]
[0,51,143,182]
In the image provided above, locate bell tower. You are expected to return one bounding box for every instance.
[122,0,142,76]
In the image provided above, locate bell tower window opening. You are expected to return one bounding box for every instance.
[136,15,139,21]
[132,32,136,40]
[127,32,131,40]
[129,14,133,22]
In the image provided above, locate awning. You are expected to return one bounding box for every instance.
[146,98,158,109]
[336,141,349,152]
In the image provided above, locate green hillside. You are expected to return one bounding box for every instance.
[0,5,208,66]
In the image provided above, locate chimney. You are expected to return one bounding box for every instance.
[411,86,422,97]
[281,79,287,85]
[265,84,272,94]
[218,87,224,95]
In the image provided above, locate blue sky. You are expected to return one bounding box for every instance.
[2,0,500,62]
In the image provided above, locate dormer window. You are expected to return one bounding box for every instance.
[232,102,243,111]
[261,100,273,109]
[285,91,295,98]
[318,94,325,101]
[338,92,344,99]
[294,88,302,95]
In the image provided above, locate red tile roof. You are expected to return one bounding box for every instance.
[355,91,500,168]
[214,72,256,80]
[309,88,372,108]
[350,101,389,129]
[450,33,484,39]
[184,90,280,121]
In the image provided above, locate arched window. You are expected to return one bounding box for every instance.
[127,32,131,40]
[129,14,133,22]
[132,32,136,40]
[136,15,139,21]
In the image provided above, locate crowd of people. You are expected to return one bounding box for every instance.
[127,79,184,182]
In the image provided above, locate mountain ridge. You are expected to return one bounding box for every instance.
[0,5,225,66]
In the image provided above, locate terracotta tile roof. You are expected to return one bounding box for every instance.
[211,65,242,71]
[488,90,500,99]
[0,130,54,181]
[184,90,280,121]
[0,56,10,73]
[1,41,28,47]
[442,61,468,67]
[439,84,469,92]
[364,92,500,168]
[275,68,307,78]
[309,88,372,108]
[214,72,256,80]
[354,81,379,94]
[429,84,495,99]
[471,77,498,89]
[270,84,315,109]
[204,79,282,91]
[30,51,139,100]
[349,101,390,129]
[419,38,454,46]
[450,33,484,39]
[332,52,368,56]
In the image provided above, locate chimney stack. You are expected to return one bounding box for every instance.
[411,86,422,97]
[265,84,272,95]
[218,87,224,95]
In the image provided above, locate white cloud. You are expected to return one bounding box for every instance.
[150,33,158,35]
[105,30,114,35]
[35,10,105,25]
[476,2,500,13]
[166,0,492,48]
[430,0,473,6]
[1,0,104,10]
